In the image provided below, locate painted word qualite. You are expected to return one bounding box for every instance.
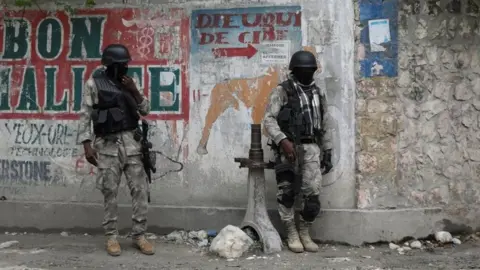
[0,66,181,115]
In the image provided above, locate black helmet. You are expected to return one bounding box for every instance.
[101,44,131,66]
[289,50,317,70]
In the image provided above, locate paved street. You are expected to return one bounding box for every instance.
[0,232,479,270]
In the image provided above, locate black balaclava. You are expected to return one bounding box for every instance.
[292,67,316,85]
[106,63,128,81]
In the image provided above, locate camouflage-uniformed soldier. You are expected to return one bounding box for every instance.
[263,50,334,253]
[77,44,154,256]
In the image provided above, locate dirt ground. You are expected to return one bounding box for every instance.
[0,232,479,270]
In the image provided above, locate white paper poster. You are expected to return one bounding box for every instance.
[368,19,391,52]
[260,41,291,65]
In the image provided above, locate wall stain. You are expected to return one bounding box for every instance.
[197,46,318,155]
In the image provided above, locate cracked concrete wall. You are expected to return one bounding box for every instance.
[0,0,355,226]
[356,0,480,231]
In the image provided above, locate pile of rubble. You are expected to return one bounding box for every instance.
[163,225,258,259]
[163,229,213,248]
[388,230,476,255]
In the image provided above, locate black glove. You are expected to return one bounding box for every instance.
[321,149,333,175]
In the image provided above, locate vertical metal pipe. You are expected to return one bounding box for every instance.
[249,124,263,162]
[241,124,282,254]
[250,124,262,149]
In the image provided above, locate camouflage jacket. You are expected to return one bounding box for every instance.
[263,83,333,151]
[76,77,150,156]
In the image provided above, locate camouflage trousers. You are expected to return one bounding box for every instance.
[96,149,149,239]
[276,143,322,224]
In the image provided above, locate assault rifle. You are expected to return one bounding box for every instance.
[272,105,304,195]
[291,106,304,195]
[141,120,156,203]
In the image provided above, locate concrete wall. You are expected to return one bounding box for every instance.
[356,0,480,232]
[0,0,363,241]
[8,0,477,244]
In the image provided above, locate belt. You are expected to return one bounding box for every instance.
[300,138,316,144]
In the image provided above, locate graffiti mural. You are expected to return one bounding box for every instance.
[5,122,78,158]
[0,8,189,120]
[190,6,302,155]
[0,8,189,186]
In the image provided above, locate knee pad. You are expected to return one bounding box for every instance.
[301,195,321,222]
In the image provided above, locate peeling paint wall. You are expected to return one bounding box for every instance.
[355,0,399,209]
[356,0,480,230]
[0,0,355,216]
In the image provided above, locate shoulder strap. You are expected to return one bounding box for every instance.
[279,80,295,97]
[92,71,121,93]
[92,69,105,79]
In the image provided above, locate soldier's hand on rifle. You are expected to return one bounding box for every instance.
[321,149,333,174]
[280,139,296,162]
[83,142,98,167]
[121,75,138,93]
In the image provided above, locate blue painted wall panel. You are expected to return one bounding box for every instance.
[359,0,398,78]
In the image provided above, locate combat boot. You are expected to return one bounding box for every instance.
[133,235,155,255]
[284,220,304,253]
[298,220,319,252]
[105,237,121,256]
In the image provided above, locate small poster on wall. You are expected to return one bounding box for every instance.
[368,19,391,52]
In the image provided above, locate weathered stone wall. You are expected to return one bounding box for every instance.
[356,0,401,209]
[356,0,480,230]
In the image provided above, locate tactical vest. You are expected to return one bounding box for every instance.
[275,80,324,144]
[91,71,140,136]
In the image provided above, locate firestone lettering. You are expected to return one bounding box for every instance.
[0,159,51,183]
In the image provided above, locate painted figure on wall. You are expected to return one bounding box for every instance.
[196,46,318,155]
[76,44,155,257]
[263,50,334,253]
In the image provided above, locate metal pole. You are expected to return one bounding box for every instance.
[234,124,282,254]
